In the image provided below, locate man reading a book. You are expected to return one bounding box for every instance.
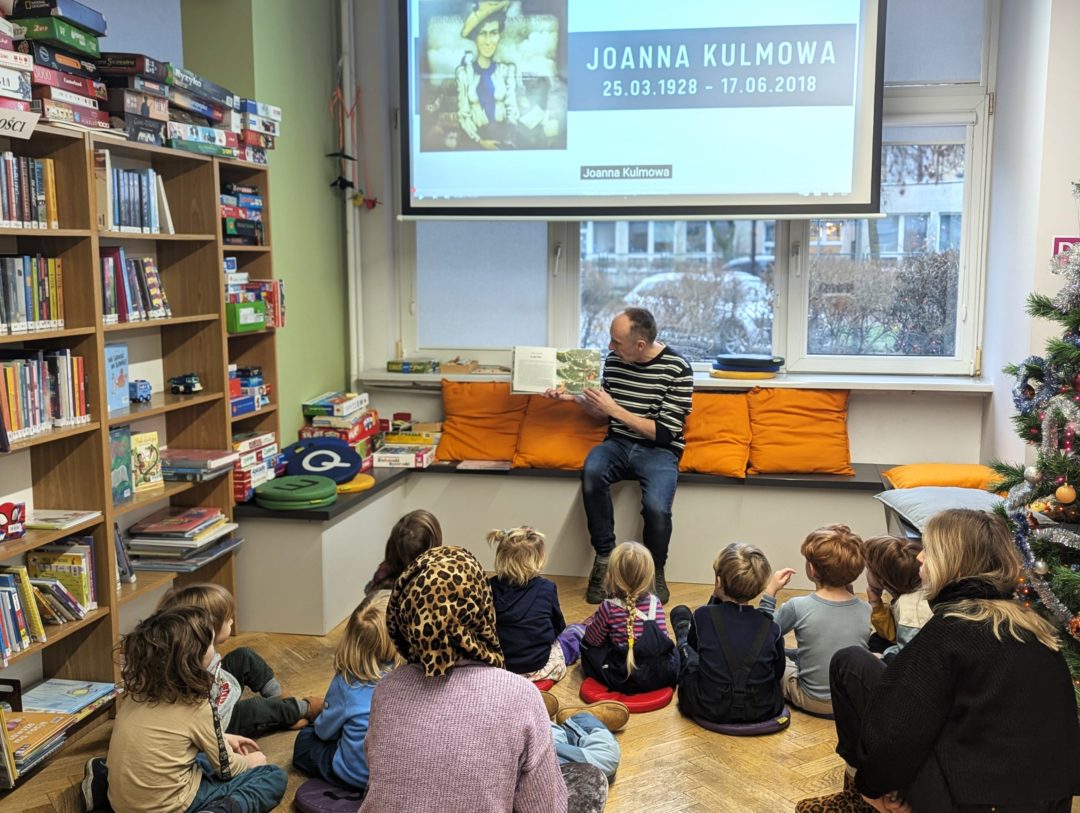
[546,308,693,604]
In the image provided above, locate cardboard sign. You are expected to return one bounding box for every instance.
[0,108,38,139]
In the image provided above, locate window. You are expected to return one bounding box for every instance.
[578,219,776,359]
[393,5,993,377]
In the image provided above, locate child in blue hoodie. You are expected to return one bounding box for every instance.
[292,593,398,791]
[488,527,584,682]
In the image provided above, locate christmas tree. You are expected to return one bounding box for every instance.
[993,182,1080,706]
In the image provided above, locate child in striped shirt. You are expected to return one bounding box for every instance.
[580,541,679,693]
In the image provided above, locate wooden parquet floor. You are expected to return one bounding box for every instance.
[0,578,865,812]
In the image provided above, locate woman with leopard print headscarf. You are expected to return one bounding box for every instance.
[357,545,608,813]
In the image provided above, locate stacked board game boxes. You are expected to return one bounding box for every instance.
[228,363,270,417]
[12,0,110,129]
[95,51,168,145]
[300,391,382,471]
[223,256,284,329]
[220,181,265,246]
[232,429,283,503]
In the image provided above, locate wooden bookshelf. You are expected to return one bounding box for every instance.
[0,128,277,789]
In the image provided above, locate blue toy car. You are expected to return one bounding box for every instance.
[128,379,152,403]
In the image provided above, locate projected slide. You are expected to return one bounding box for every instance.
[404,0,879,212]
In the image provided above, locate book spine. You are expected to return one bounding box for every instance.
[42,157,56,229]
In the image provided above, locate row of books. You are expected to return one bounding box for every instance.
[99,247,171,324]
[94,150,175,234]
[0,154,59,229]
[0,677,119,790]
[0,254,64,334]
[0,348,89,444]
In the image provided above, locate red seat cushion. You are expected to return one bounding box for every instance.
[533,679,555,691]
[578,676,674,713]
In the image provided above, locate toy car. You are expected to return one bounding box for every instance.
[169,373,203,395]
[128,379,152,403]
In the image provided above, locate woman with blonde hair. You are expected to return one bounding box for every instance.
[579,541,679,693]
[797,508,1080,813]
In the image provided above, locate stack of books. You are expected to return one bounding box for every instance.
[299,392,382,466]
[160,447,238,482]
[224,257,285,330]
[26,536,96,608]
[125,506,239,572]
[220,181,265,246]
[96,52,168,145]
[232,429,282,503]
[21,677,118,720]
[0,706,76,787]
[13,0,110,129]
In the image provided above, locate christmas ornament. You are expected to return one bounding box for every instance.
[1056,484,1076,504]
[1024,466,1041,484]
[1033,560,1049,576]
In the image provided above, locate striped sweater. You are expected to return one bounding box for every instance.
[603,346,694,453]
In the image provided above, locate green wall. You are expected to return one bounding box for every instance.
[182,0,348,441]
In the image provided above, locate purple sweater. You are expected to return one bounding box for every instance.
[358,662,568,813]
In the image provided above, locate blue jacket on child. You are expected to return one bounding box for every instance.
[489,576,566,673]
[313,673,376,789]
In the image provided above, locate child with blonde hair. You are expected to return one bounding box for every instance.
[580,540,679,693]
[671,543,785,724]
[487,526,584,681]
[292,593,399,792]
[88,605,287,813]
[157,583,322,737]
[760,524,870,715]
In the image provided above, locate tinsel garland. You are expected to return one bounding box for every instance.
[1040,393,1080,456]
[1033,527,1080,552]
[1011,511,1080,642]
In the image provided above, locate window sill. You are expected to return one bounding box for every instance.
[359,368,994,394]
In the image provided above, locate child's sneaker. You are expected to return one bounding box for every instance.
[556,700,630,731]
[540,690,559,719]
[81,756,109,812]
[670,604,693,647]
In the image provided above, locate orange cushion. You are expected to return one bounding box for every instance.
[434,381,529,462]
[679,392,751,478]
[747,388,853,475]
[883,463,1000,490]
[512,397,608,470]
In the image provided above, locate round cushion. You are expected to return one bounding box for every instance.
[255,475,338,511]
[283,437,362,484]
[578,676,674,713]
[294,777,365,813]
[693,707,791,736]
[532,679,555,692]
[337,473,376,494]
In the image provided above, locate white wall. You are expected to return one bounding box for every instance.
[981,0,1050,465]
[92,0,184,66]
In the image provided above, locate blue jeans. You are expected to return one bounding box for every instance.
[186,754,287,813]
[292,726,367,792]
[582,436,680,567]
[551,712,621,780]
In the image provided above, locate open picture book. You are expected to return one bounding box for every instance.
[511,347,602,395]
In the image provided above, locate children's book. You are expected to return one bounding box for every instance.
[130,430,161,492]
[159,448,239,470]
[0,567,44,643]
[103,342,127,413]
[24,509,101,530]
[108,425,132,503]
[511,346,602,395]
[3,709,75,766]
[21,679,116,715]
[129,505,223,537]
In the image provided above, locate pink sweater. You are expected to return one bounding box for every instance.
[358,662,568,813]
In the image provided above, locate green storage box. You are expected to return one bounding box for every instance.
[226,300,266,333]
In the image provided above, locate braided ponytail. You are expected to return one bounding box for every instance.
[607,541,655,677]
[625,598,638,674]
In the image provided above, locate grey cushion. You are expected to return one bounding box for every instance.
[874,486,1003,532]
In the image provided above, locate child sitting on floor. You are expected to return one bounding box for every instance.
[487,526,584,681]
[862,534,932,662]
[759,524,870,716]
[158,583,323,737]
[293,593,398,792]
[670,542,785,724]
[86,606,287,813]
[364,509,443,597]
[580,540,679,694]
